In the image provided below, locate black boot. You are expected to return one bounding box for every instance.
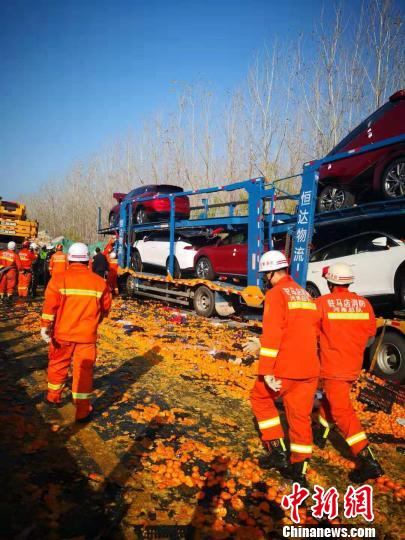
[258,439,289,470]
[313,425,330,449]
[290,460,309,488]
[6,295,13,306]
[349,446,384,484]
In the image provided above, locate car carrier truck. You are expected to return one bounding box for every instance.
[98,134,405,382]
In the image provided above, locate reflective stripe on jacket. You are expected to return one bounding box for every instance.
[41,263,112,343]
[316,288,376,380]
[259,275,320,378]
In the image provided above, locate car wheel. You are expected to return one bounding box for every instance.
[369,330,405,383]
[394,264,405,309]
[109,213,117,227]
[306,282,321,298]
[134,207,148,225]
[166,257,181,279]
[195,257,216,280]
[132,250,143,272]
[193,285,215,317]
[317,186,355,212]
[381,157,405,199]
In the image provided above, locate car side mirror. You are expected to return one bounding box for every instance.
[143,236,149,242]
[372,237,388,249]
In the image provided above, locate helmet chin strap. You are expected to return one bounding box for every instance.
[264,271,276,289]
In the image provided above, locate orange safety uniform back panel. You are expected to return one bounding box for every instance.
[49,252,68,275]
[0,249,22,270]
[41,263,112,343]
[258,275,320,378]
[316,288,376,380]
[19,248,36,269]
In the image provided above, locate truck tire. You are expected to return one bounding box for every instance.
[369,330,405,383]
[126,274,137,297]
[193,285,216,317]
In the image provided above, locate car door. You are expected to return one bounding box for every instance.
[350,233,402,296]
[148,232,169,268]
[215,231,246,275]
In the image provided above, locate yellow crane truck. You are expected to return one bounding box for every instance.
[0,198,38,246]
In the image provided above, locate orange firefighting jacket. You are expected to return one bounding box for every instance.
[259,275,320,378]
[316,287,376,381]
[0,250,22,271]
[18,248,36,270]
[41,263,112,343]
[49,252,68,275]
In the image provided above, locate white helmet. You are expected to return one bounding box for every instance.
[259,250,288,273]
[68,242,89,262]
[30,242,38,250]
[325,263,354,285]
[7,241,16,250]
[109,252,116,259]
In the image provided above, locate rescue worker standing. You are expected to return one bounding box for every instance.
[0,241,22,303]
[49,244,68,277]
[250,251,320,485]
[92,247,109,278]
[30,243,42,297]
[315,263,383,483]
[18,241,36,298]
[40,242,112,422]
[107,251,119,295]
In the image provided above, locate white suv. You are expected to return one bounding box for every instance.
[307,231,405,306]
[132,231,210,278]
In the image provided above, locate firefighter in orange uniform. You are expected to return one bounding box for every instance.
[107,251,119,295]
[0,241,22,303]
[40,242,112,422]
[49,244,68,276]
[250,251,320,485]
[315,263,383,483]
[17,241,36,298]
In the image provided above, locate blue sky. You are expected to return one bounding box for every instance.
[0,0,364,199]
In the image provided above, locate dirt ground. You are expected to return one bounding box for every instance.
[0,295,404,540]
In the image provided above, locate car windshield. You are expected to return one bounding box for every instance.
[153,185,184,194]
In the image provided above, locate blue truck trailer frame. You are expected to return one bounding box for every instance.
[98,134,405,317]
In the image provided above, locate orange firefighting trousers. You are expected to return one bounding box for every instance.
[107,272,118,295]
[318,379,368,455]
[0,268,17,295]
[47,340,96,420]
[18,271,31,297]
[250,376,318,462]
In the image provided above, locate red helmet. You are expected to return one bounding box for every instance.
[22,241,30,248]
[56,244,63,251]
